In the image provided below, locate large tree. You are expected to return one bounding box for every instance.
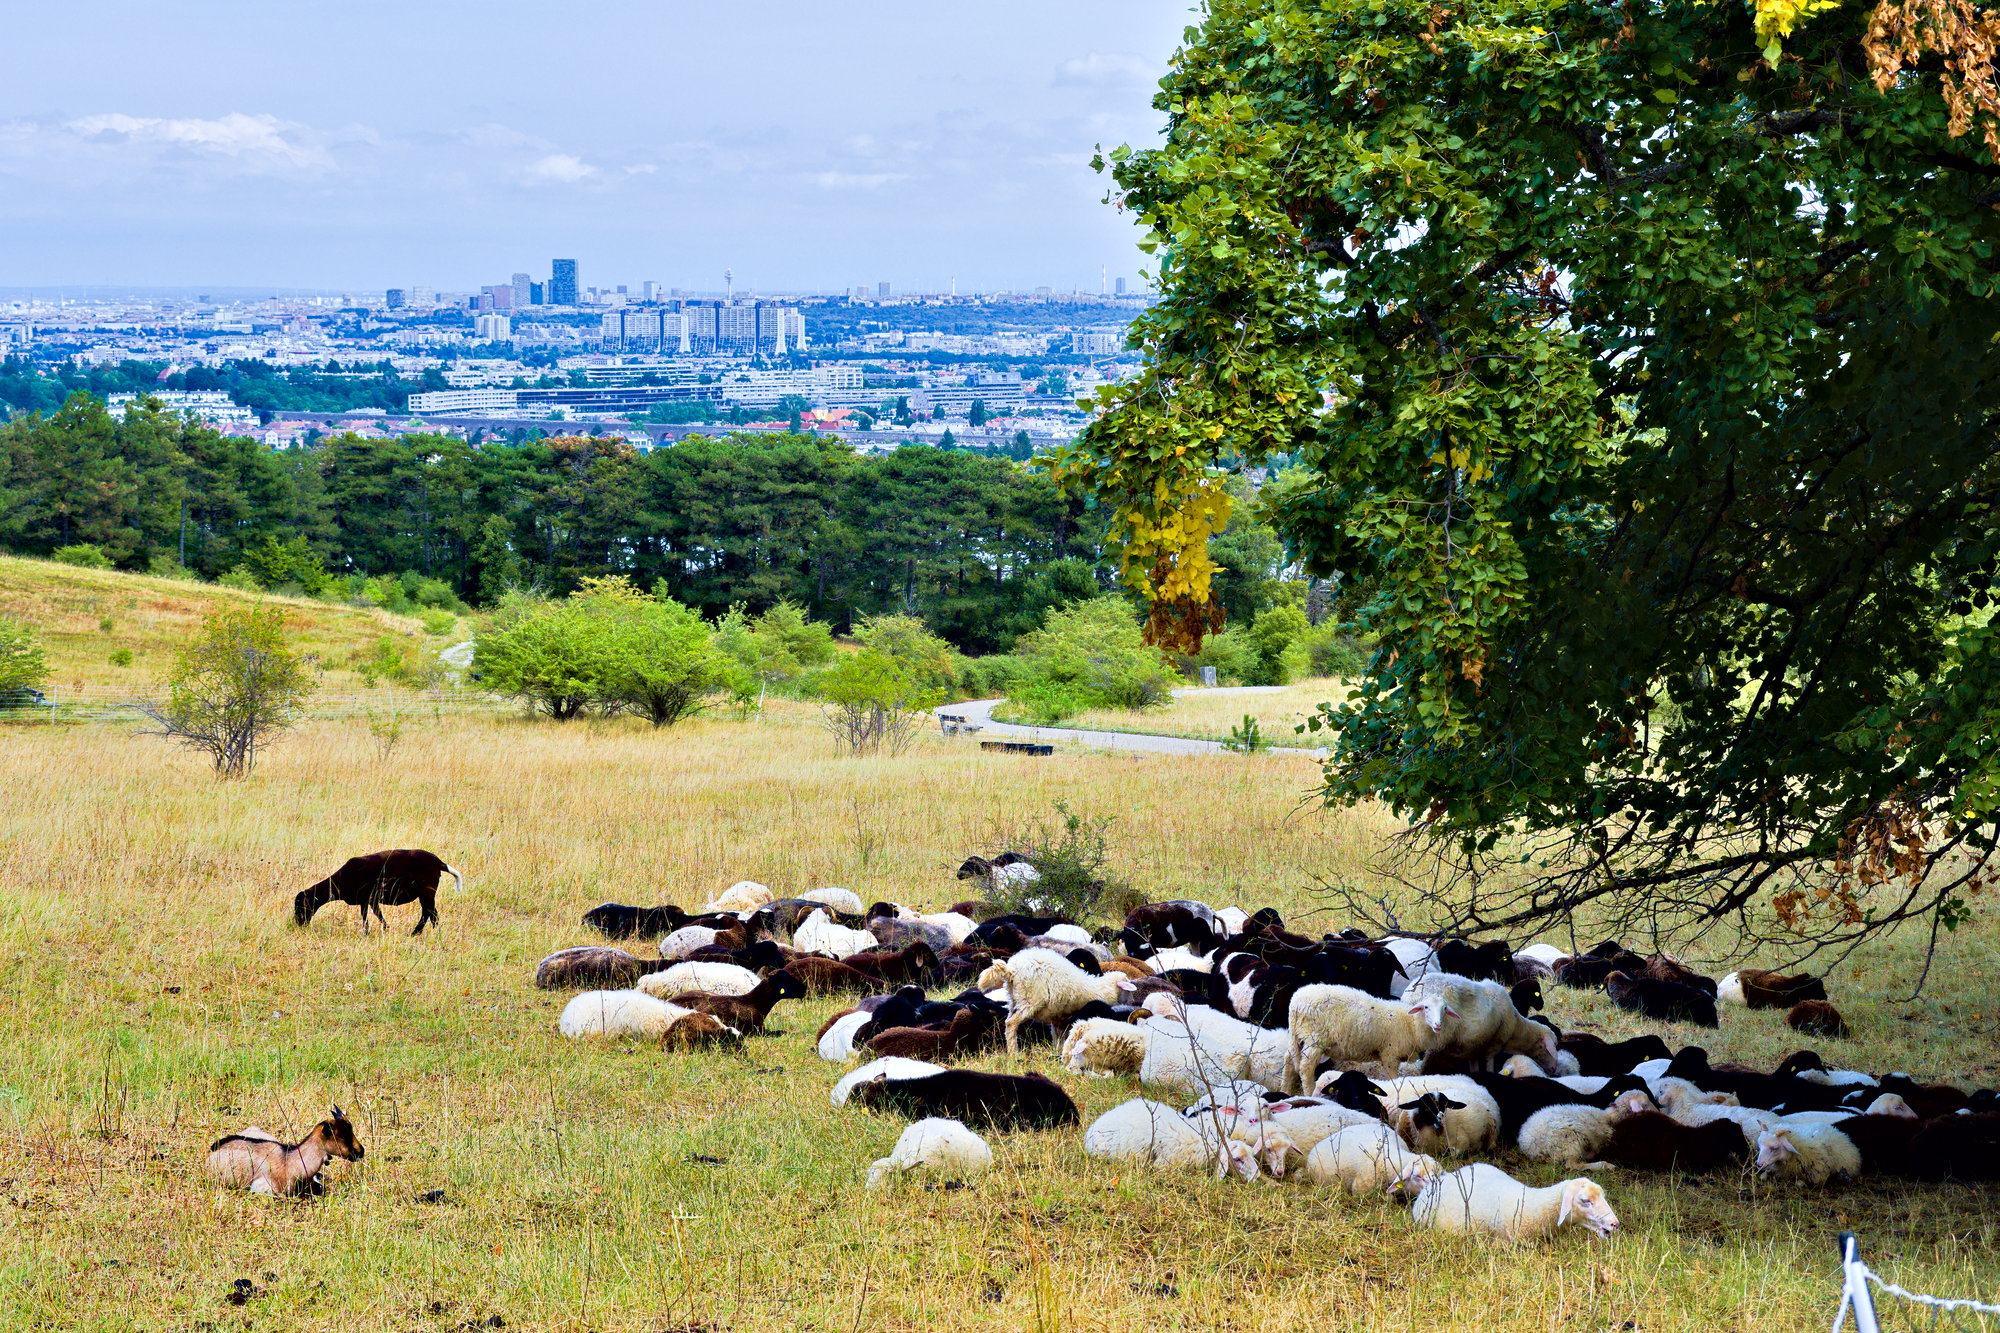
[1061,0,2000,955]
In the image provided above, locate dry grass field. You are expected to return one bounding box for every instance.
[0,554,440,696]
[1013,682,1358,745]
[2,697,1998,1331]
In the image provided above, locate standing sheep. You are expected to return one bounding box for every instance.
[978,949,1132,1055]
[1285,985,1453,1092]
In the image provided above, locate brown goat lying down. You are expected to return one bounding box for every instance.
[206,1107,365,1196]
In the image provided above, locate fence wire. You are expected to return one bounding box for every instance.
[1836,1233,2000,1333]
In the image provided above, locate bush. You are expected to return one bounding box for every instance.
[109,648,134,668]
[1012,597,1177,711]
[147,552,196,580]
[242,534,327,595]
[218,566,263,592]
[1009,680,1087,725]
[1179,628,1259,686]
[980,802,1144,925]
[715,600,836,697]
[0,616,49,692]
[136,604,316,777]
[421,609,458,637]
[818,648,943,756]
[1245,603,1309,685]
[50,544,112,569]
[1296,620,1369,678]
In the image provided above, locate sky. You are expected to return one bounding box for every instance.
[0,1,1195,294]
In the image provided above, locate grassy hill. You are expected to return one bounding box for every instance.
[0,553,450,697]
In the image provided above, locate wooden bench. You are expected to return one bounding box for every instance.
[938,713,984,736]
[980,740,1054,756]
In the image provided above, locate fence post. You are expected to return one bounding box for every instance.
[1835,1233,1881,1333]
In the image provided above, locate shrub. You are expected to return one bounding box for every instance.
[981,802,1143,925]
[471,592,616,719]
[1245,603,1310,685]
[1296,620,1369,678]
[0,616,49,692]
[421,609,458,637]
[818,648,943,756]
[1179,628,1259,686]
[853,614,961,697]
[715,600,836,697]
[146,553,195,580]
[109,648,134,668]
[218,566,263,592]
[1010,680,1087,725]
[50,544,112,569]
[136,604,316,778]
[1222,713,1267,753]
[1012,596,1177,711]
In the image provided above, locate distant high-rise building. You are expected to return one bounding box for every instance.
[511,272,532,308]
[483,284,513,310]
[642,281,659,302]
[549,259,580,306]
[854,285,869,301]
[718,302,757,353]
[529,281,546,305]
[1116,277,1127,295]
[877,281,891,298]
[474,313,512,341]
[412,285,436,308]
[384,288,409,309]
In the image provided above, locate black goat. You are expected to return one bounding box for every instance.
[294,849,460,935]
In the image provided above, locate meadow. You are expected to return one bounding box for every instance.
[1046,682,1359,746]
[2,696,1998,1332]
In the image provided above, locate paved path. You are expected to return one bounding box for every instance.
[936,696,1326,757]
[439,640,475,683]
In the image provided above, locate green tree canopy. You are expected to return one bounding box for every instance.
[0,615,48,693]
[1062,0,2000,951]
[138,603,317,777]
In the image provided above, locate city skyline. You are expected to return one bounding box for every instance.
[0,1,1191,291]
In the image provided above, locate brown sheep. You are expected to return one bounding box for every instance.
[841,941,945,988]
[867,1006,1000,1062]
[1721,968,1827,1009]
[659,1011,745,1050]
[784,956,884,996]
[1643,953,1718,997]
[1786,999,1850,1038]
[669,970,808,1035]
[534,946,672,990]
[206,1107,364,1196]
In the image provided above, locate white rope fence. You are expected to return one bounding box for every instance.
[1836,1233,2000,1333]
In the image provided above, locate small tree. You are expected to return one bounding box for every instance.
[138,604,316,777]
[582,577,732,727]
[471,591,621,720]
[818,650,943,756]
[0,616,49,694]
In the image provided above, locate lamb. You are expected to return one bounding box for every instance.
[1406,973,1560,1072]
[1062,1015,1151,1077]
[556,990,743,1049]
[1516,1090,1656,1168]
[701,880,774,914]
[852,1069,1080,1131]
[667,969,807,1035]
[831,1056,946,1106]
[799,886,866,915]
[1603,971,1719,1028]
[865,1117,994,1189]
[1304,1122,1442,1196]
[1285,985,1452,1092]
[1755,1122,1861,1184]
[1388,1085,1504,1155]
[535,946,657,990]
[1718,968,1827,1009]
[637,961,763,998]
[793,909,878,959]
[1411,1163,1621,1242]
[205,1107,365,1196]
[977,948,1132,1054]
[1081,1098,1262,1179]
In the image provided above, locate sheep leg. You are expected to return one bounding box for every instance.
[1003,1010,1029,1057]
[356,904,369,934]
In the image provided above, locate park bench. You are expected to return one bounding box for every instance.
[939,712,984,736]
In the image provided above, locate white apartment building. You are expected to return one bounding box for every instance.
[473,313,512,341]
[408,388,521,414]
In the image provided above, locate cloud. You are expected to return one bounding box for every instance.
[520,153,598,184]
[811,171,909,190]
[1053,53,1158,89]
[63,112,332,170]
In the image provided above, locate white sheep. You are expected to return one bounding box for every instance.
[1304,1122,1442,1196]
[1081,1098,1263,1180]
[831,1057,946,1106]
[1147,946,1213,974]
[1673,1103,1779,1146]
[1517,1090,1656,1168]
[1038,923,1095,946]
[1061,1016,1150,1077]
[701,880,773,914]
[1405,972,1559,1072]
[1755,1122,1861,1185]
[1412,1163,1621,1242]
[919,911,979,945]
[1267,1100,1380,1158]
[977,948,1131,1054]
[638,961,761,999]
[800,886,866,915]
[817,1010,874,1063]
[1215,906,1250,935]
[1777,1094,1916,1127]
[794,908,878,959]
[1650,1078,1739,1118]
[1285,985,1451,1092]
[1502,1050,1582,1078]
[659,924,730,960]
[865,1117,994,1189]
[557,990,737,1045]
[1379,1076,1504,1155]
[1136,1003,1289,1098]
[1515,943,1568,969]
[1380,936,1436,996]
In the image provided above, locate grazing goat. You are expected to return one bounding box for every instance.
[294,849,461,935]
[206,1107,364,1196]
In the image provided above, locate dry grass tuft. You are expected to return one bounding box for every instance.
[0,708,1996,1331]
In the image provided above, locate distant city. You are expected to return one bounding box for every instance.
[0,258,1153,455]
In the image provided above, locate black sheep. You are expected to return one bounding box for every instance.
[1434,939,1514,984]
[1604,971,1719,1028]
[1902,1112,2000,1182]
[1558,1032,1673,1077]
[294,849,460,935]
[582,902,686,940]
[1597,1112,1747,1173]
[854,1069,1080,1131]
[1471,1072,1655,1144]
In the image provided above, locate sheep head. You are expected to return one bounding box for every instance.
[1754,1128,1798,1173]
[1213,1139,1261,1181]
[1408,997,1454,1033]
[974,960,1011,991]
[1558,1180,1620,1236]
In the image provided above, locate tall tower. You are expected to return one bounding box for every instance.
[725,267,734,302]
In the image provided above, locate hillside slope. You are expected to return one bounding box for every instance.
[0,553,439,695]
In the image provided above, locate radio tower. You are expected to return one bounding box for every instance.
[725,267,734,302]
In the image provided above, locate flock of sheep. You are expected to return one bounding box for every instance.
[211,849,2000,1248]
